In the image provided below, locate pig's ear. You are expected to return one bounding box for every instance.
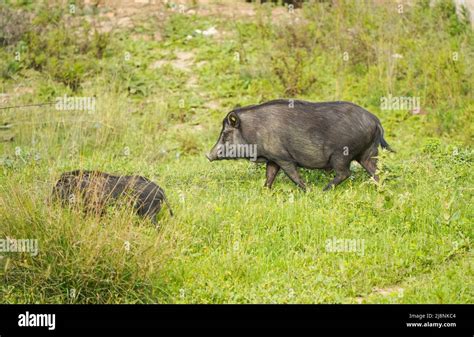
[228,112,240,128]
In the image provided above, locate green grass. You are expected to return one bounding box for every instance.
[0,0,473,303]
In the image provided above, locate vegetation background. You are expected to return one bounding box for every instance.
[0,0,472,303]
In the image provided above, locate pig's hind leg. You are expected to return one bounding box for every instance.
[323,155,351,191]
[357,144,379,182]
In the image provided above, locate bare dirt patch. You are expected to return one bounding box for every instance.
[355,285,405,303]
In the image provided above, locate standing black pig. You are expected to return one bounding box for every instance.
[53,170,173,223]
[206,99,393,191]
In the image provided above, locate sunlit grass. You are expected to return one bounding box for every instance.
[0,0,472,303]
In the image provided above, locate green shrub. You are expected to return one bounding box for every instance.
[3,2,111,90]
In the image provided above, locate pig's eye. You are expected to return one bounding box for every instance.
[227,113,240,128]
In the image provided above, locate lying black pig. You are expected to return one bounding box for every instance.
[206,99,393,191]
[53,170,173,223]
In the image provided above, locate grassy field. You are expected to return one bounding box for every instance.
[0,0,472,303]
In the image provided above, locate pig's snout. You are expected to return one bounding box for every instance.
[206,144,220,162]
[206,152,216,162]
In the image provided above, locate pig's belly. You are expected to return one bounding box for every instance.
[296,157,330,169]
[288,144,329,169]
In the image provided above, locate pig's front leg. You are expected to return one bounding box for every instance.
[276,161,307,192]
[264,161,280,188]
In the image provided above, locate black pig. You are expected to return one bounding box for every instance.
[206,99,393,191]
[53,170,173,223]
